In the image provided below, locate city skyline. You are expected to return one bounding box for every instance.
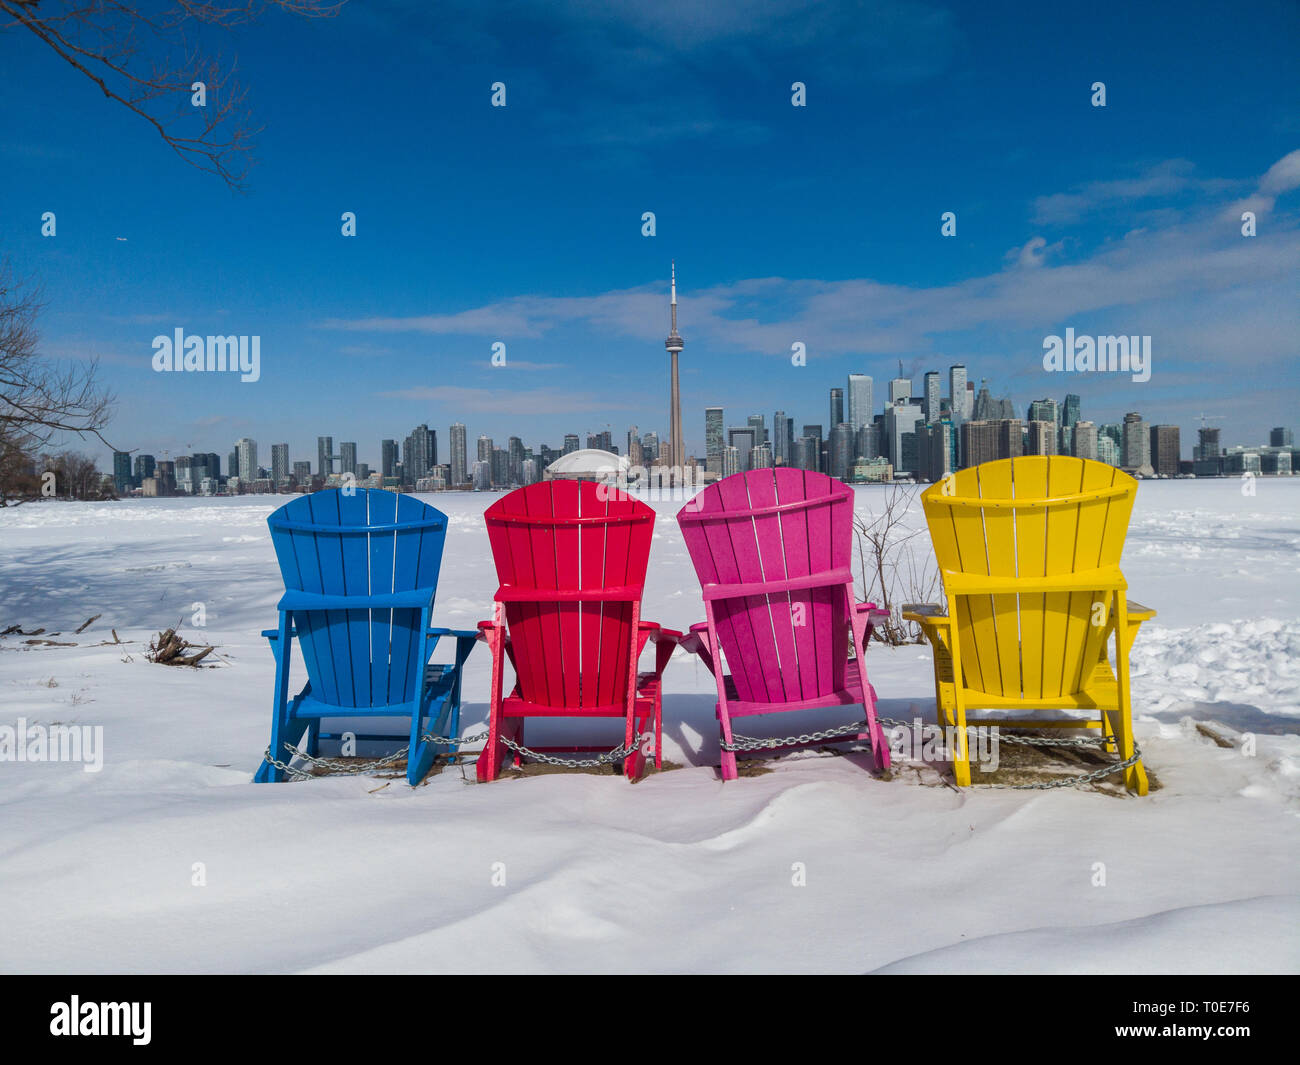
[3,2,1297,470]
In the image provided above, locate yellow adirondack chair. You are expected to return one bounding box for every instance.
[903,456,1155,794]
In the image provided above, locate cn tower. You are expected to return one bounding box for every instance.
[665,261,685,471]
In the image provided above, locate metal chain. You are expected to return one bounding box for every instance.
[721,713,1143,791]
[262,727,639,781]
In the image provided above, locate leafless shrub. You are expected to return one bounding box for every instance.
[853,482,942,645]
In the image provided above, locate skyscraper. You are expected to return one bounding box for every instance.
[1062,393,1082,428]
[704,408,724,462]
[339,441,358,478]
[1122,412,1149,471]
[727,426,756,472]
[477,435,494,465]
[829,388,844,430]
[830,422,854,481]
[772,411,793,466]
[382,439,399,480]
[112,452,132,495]
[1270,427,1294,448]
[948,365,969,421]
[1072,421,1098,461]
[747,414,767,447]
[317,436,334,477]
[236,438,258,484]
[133,454,155,485]
[665,262,685,471]
[889,367,911,406]
[563,434,579,455]
[1149,425,1180,477]
[847,374,873,430]
[271,443,289,488]
[450,423,467,486]
[293,460,312,485]
[923,371,941,426]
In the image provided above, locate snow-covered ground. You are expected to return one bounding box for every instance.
[1,480,1297,974]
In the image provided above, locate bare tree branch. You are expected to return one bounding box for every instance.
[0,0,344,191]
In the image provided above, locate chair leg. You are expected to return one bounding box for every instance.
[1113,600,1148,796]
[948,631,972,787]
[717,704,739,781]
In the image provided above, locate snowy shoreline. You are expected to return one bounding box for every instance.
[1,481,1296,973]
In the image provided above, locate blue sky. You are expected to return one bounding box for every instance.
[2,0,1297,469]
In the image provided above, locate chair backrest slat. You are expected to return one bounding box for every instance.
[267,489,448,709]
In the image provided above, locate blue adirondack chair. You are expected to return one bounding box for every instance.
[254,488,478,786]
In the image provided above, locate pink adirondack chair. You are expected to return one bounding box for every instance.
[676,468,891,780]
[476,480,684,783]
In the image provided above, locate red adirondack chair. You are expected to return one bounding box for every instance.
[476,480,683,782]
[676,468,891,780]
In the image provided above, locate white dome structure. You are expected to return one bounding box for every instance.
[544,448,628,484]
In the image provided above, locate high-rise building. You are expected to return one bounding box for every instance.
[884,403,923,472]
[1149,425,1180,477]
[1270,427,1294,448]
[317,436,334,477]
[829,388,844,430]
[948,365,969,421]
[1028,398,1060,427]
[960,420,1022,467]
[772,412,793,466]
[271,443,289,488]
[472,460,491,491]
[1027,420,1057,456]
[112,452,132,495]
[727,427,757,472]
[1072,421,1099,461]
[382,439,399,480]
[404,425,436,484]
[228,449,239,480]
[721,446,741,478]
[293,460,312,485]
[802,424,823,444]
[1062,394,1081,429]
[855,424,880,462]
[563,434,580,455]
[829,423,854,481]
[508,436,525,485]
[792,436,819,472]
[1121,412,1149,472]
[889,373,911,406]
[1097,434,1120,466]
[917,421,954,483]
[236,438,258,484]
[750,443,773,470]
[492,448,509,488]
[747,414,767,447]
[449,424,467,486]
[339,441,358,478]
[704,408,724,462]
[923,372,941,426]
[477,435,494,465]
[664,262,685,471]
[847,374,873,430]
[133,454,155,485]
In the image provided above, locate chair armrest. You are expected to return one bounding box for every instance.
[902,603,951,623]
[263,623,299,640]
[854,602,891,623]
[1125,600,1156,622]
[427,626,481,640]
